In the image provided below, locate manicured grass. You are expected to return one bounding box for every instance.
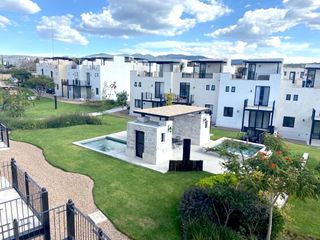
[11,115,210,240]
[24,97,116,120]
[211,128,320,239]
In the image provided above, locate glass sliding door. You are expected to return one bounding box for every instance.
[247,63,256,80]
[154,82,164,98]
[180,82,190,100]
[254,86,270,106]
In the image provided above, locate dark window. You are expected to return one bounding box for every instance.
[306,69,316,87]
[134,82,137,87]
[135,99,141,108]
[231,86,235,92]
[247,63,256,80]
[211,85,215,91]
[56,84,59,90]
[161,133,165,142]
[223,107,233,117]
[300,72,304,78]
[289,72,296,83]
[41,69,44,75]
[180,82,190,99]
[225,86,230,92]
[50,71,53,78]
[283,116,295,128]
[155,82,164,98]
[293,94,298,101]
[254,86,270,106]
[86,72,90,84]
[206,85,210,90]
[138,82,141,87]
[96,88,99,95]
[286,94,291,101]
[284,71,287,76]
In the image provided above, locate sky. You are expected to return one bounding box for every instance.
[0,0,320,63]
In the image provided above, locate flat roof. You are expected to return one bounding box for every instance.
[133,105,208,118]
[147,60,180,64]
[305,63,320,69]
[190,58,227,64]
[244,58,283,63]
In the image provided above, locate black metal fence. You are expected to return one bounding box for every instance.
[0,123,9,148]
[0,160,111,240]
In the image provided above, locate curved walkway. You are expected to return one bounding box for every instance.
[0,141,129,240]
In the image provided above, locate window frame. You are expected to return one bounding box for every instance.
[282,116,295,128]
[223,107,233,117]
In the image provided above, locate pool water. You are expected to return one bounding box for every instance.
[81,137,127,153]
[211,138,265,158]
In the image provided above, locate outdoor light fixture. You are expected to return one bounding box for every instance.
[168,125,173,133]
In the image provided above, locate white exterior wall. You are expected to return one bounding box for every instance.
[216,73,281,129]
[126,119,173,164]
[129,71,173,114]
[275,80,320,142]
[36,60,70,95]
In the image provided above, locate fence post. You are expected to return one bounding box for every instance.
[66,199,75,240]
[24,172,30,205]
[41,188,51,240]
[5,126,9,148]
[11,158,18,190]
[13,219,19,239]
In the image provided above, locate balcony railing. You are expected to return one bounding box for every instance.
[137,71,164,78]
[232,73,274,80]
[182,72,214,79]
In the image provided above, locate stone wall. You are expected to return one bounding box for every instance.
[173,113,210,145]
[126,120,173,164]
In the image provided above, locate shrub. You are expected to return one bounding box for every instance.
[180,183,285,240]
[183,217,245,240]
[197,174,237,189]
[315,162,320,173]
[0,113,101,130]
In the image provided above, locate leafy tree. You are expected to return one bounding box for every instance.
[221,134,320,240]
[165,93,173,105]
[25,76,54,99]
[0,88,29,117]
[11,69,32,86]
[102,81,117,100]
[116,90,128,109]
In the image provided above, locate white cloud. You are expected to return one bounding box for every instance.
[0,15,11,29]
[79,0,231,37]
[207,0,320,46]
[37,15,88,46]
[208,8,296,41]
[0,0,40,14]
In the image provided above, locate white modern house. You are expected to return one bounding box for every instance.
[216,59,283,141]
[36,55,140,100]
[129,59,229,124]
[36,57,72,96]
[276,63,320,145]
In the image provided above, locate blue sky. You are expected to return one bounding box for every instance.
[0,0,320,62]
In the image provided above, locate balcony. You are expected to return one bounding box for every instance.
[137,71,163,78]
[244,99,275,112]
[232,73,272,81]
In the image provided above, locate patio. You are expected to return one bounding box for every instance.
[74,131,225,174]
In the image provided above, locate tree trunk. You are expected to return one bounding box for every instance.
[266,197,274,240]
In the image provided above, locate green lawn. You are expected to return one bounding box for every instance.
[11,115,210,240]
[24,97,116,120]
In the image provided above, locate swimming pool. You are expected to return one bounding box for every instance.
[75,136,127,155]
[206,137,265,158]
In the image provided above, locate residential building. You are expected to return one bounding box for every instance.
[36,57,72,96]
[36,55,139,100]
[129,59,228,124]
[216,59,283,141]
[276,63,320,145]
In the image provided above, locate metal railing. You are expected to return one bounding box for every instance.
[0,123,9,148]
[181,72,214,79]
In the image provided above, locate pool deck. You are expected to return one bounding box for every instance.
[74,131,226,174]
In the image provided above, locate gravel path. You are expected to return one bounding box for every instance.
[0,141,129,240]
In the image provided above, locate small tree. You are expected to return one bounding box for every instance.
[221,134,320,240]
[165,93,173,105]
[116,91,128,109]
[102,81,117,100]
[25,76,54,99]
[11,69,32,86]
[0,88,29,117]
